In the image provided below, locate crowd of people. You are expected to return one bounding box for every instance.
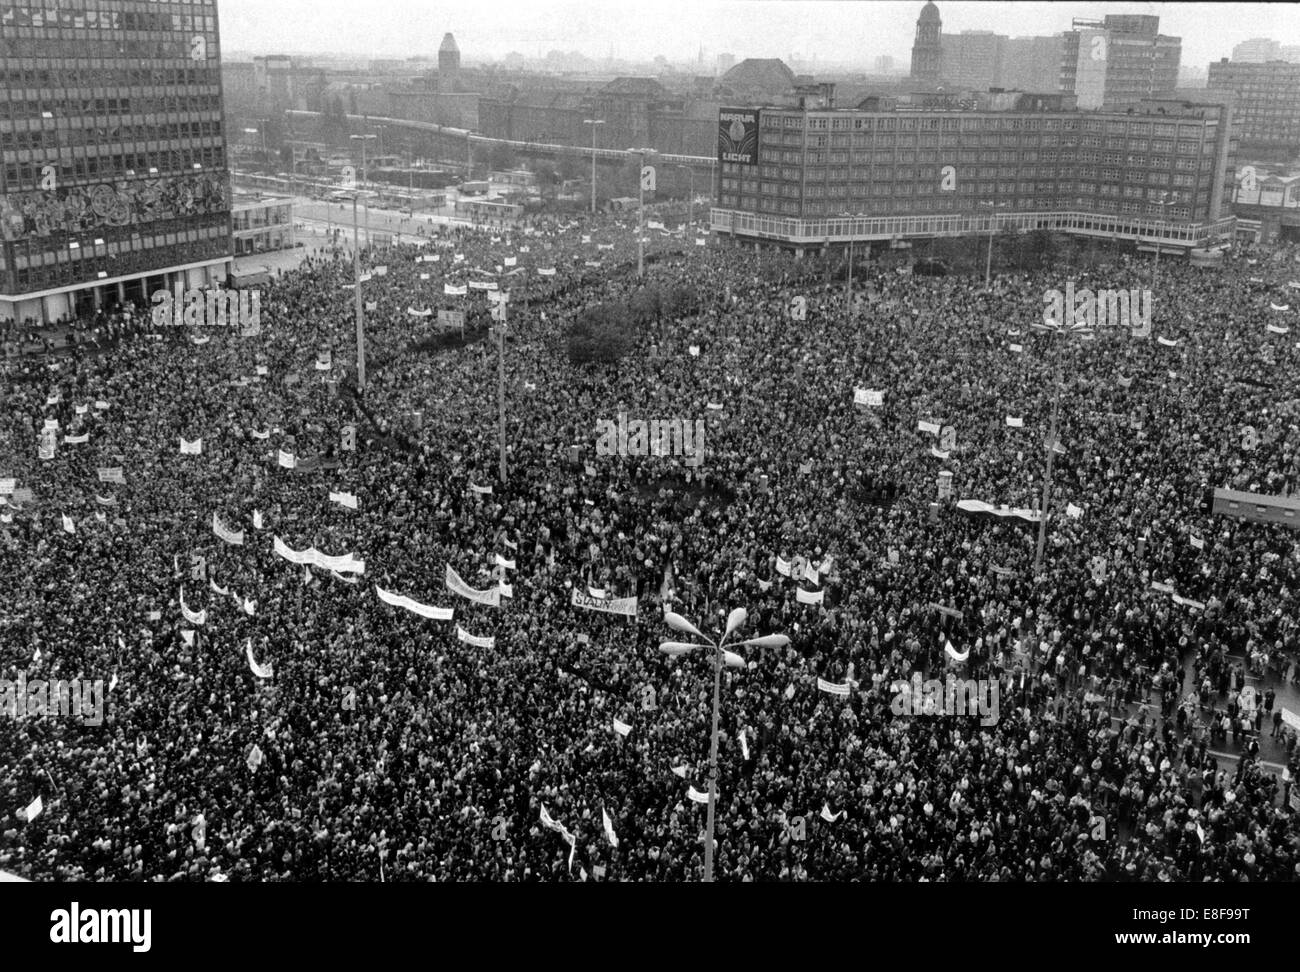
[2,209,1299,881]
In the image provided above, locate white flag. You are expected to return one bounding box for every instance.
[602,808,619,848]
[820,803,844,823]
[613,717,632,737]
[671,765,689,779]
[252,510,264,530]
[61,513,75,534]
[739,729,750,761]
[22,795,43,822]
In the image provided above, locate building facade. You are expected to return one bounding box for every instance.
[712,94,1234,250]
[1061,15,1180,110]
[0,0,232,324]
[1206,59,1300,158]
[939,31,1003,91]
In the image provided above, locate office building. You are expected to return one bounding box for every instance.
[0,0,232,324]
[1206,59,1300,157]
[940,31,1002,91]
[1061,15,1180,110]
[711,94,1234,252]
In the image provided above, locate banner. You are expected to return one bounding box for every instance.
[444,284,467,296]
[571,588,637,617]
[602,809,619,848]
[212,512,244,546]
[407,307,432,318]
[494,554,516,569]
[277,450,295,469]
[956,499,1042,522]
[446,565,501,607]
[469,482,493,495]
[1006,416,1024,428]
[456,625,495,648]
[329,491,359,510]
[180,589,207,626]
[376,585,454,621]
[97,468,125,485]
[63,433,89,445]
[273,536,365,574]
[816,677,850,697]
[437,310,465,330]
[796,587,824,605]
[538,267,556,276]
[61,513,75,534]
[246,640,273,679]
[718,107,760,165]
[39,429,56,461]
[917,420,940,435]
[179,437,202,455]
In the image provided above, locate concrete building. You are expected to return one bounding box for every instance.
[1228,161,1300,242]
[0,0,232,324]
[940,31,1003,91]
[711,94,1235,253]
[910,1,943,87]
[1206,59,1300,158]
[1061,15,1180,110]
[438,33,461,85]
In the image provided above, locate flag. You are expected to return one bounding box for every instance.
[687,785,709,804]
[602,809,619,848]
[278,450,295,469]
[21,796,43,823]
[739,729,750,761]
[1066,503,1083,519]
[671,765,689,779]
[613,717,632,737]
[820,804,844,823]
[179,437,202,455]
[61,513,74,534]
[246,744,264,772]
[252,510,264,530]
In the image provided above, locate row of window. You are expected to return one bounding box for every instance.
[771,114,1200,138]
[1,6,216,32]
[5,120,223,152]
[4,145,225,190]
[0,37,218,61]
[0,66,218,88]
[718,193,1197,220]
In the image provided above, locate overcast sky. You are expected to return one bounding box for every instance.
[218,1,1300,70]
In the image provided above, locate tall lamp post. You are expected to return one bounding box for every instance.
[631,147,658,280]
[350,133,377,245]
[347,191,375,393]
[660,607,790,882]
[979,199,1009,292]
[1031,324,1090,575]
[676,164,696,228]
[583,118,605,215]
[1151,191,1171,293]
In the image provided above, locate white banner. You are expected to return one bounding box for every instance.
[456,625,496,648]
[96,468,125,485]
[816,677,850,697]
[444,284,467,296]
[571,588,637,617]
[613,717,632,737]
[246,640,273,679]
[917,420,940,435]
[494,554,516,569]
[796,587,824,605]
[63,433,89,445]
[179,437,203,455]
[212,512,244,546]
[272,536,365,574]
[180,589,207,626]
[469,482,493,495]
[376,585,454,621]
[446,564,501,607]
[329,491,358,510]
[538,267,556,277]
[277,450,295,469]
[1006,416,1024,428]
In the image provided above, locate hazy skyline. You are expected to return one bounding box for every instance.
[218,1,1300,71]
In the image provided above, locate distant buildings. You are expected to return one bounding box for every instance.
[1207,59,1300,158]
[906,4,1179,107]
[1231,38,1300,64]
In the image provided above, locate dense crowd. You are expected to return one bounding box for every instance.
[2,211,1299,881]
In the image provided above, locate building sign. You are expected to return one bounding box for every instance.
[718,108,760,166]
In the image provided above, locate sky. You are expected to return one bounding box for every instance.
[217,0,1300,71]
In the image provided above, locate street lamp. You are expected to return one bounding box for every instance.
[979,199,1009,292]
[839,212,868,319]
[660,606,790,882]
[630,147,658,279]
[1152,191,1172,293]
[583,119,605,215]
[350,134,378,245]
[676,164,696,229]
[341,189,376,393]
[1030,324,1091,576]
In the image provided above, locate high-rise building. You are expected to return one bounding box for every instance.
[940,31,1002,91]
[1060,15,1180,110]
[1001,35,1065,93]
[910,1,942,86]
[712,94,1234,251]
[1207,59,1300,157]
[717,53,736,76]
[1232,38,1282,63]
[0,0,232,324]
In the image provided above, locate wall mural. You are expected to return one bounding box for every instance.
[0,172,230,241]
